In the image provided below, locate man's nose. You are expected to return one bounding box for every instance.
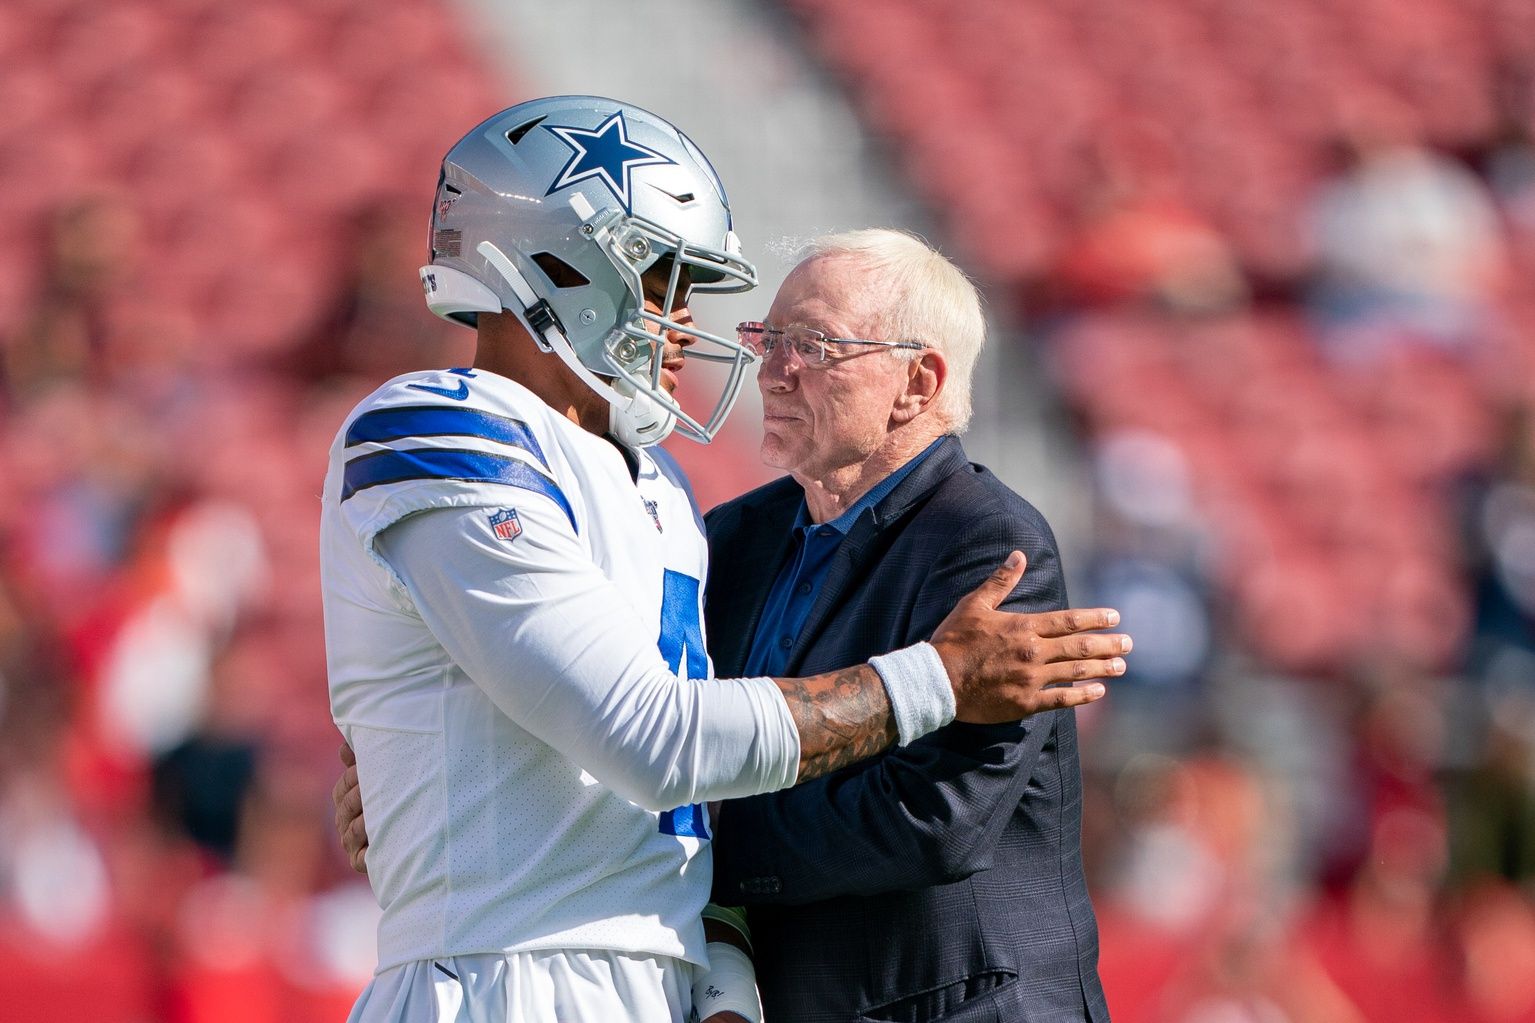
[757,345,797,391]
[664,305,695,347]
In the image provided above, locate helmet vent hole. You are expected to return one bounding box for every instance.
[506,116,546,145]
[531,252,590,289]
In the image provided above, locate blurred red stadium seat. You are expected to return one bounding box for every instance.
[0,920,156,1023]
[50,1,176,86]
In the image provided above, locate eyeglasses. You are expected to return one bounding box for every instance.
[736,321,929,367]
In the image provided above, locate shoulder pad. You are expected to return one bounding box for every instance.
[335,370,577,552]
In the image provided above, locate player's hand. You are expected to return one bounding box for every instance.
[332,742,370,875]
[931,551,1128,723]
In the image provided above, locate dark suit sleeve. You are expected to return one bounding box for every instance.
[711,511,1070,905]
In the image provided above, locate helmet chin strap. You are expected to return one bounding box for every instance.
[477,241,676,447]
[607,381,677,448]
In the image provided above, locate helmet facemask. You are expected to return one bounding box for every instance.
[580,200,757,445]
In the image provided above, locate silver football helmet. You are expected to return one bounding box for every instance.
[420,95,758,446]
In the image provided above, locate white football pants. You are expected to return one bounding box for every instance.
[346,949,692,1023]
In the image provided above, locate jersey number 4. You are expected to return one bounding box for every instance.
[658,570,711,840]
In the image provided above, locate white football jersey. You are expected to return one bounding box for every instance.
[320,367,799,976]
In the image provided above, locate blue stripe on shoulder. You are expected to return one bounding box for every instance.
[341,448,577,531]
[345,405,549,469]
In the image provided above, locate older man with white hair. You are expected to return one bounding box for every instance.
[706,229,1111,1023]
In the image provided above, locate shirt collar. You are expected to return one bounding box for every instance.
[793,436,948,537]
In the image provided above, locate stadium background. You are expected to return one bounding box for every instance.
[1,0,1534,1019]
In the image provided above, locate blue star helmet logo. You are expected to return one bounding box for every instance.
[544,111,676,213]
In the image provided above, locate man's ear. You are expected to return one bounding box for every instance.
[892,349,947,424]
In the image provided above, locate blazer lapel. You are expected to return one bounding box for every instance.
[786,437,971,673]
[706,481,801,675]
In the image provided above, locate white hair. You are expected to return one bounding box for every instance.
[796,229,986,432]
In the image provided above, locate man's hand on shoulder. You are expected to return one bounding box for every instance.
[932,551,1129,722]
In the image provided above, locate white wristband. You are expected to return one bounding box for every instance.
[692,941,763,1023]
[868,641,956,746]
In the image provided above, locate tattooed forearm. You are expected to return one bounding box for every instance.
[775,665,899,781]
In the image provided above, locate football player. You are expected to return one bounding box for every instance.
[321,95,1128,1023]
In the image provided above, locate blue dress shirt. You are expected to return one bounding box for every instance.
[742,439,945,677]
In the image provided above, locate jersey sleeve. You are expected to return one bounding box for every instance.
[372,503,801,810]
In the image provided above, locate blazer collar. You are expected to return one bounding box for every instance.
[786,435,969,672]
[711,436,971,676]
[864,435,968,531]
[707,478,800,674]
[736,435,969,529]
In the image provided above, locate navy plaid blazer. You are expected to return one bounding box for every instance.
[705,436,1110,1023]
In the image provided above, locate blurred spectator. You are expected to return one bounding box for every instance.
[1485,67,1535,240]
[1319,682,1448,886]
[1085,429,1214,698]
[1050,131,1250,315]
[282,199,466,383]
[1446,689,1535,888]
[0,683,160,1023]
[2,384,165,630]
[1094,753,1341,1023]
[1054,194,1250,315]
[1462,402,1535,677]
[1305,97,1506,360]
[150,636,274,863]
[1295,809,1460,1022]
[1452,881,1535,1023]
[2,193,143,405]
[0,758,113,948]
[92,498,268,768]
[167,758,376,1023]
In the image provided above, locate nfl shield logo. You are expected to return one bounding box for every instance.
[488,508,522,542]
